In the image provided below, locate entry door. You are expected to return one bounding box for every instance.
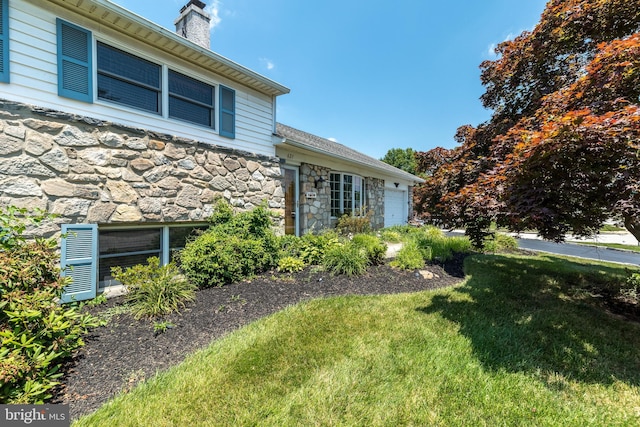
[283,167,299,235]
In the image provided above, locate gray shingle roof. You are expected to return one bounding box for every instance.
[275,123,424,183]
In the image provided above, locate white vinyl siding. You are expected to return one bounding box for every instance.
[3,1,276,157]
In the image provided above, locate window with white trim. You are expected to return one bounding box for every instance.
[330,173,366,217]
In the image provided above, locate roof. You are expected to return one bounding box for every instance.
[47,0,290,97]
[275,123,425,183]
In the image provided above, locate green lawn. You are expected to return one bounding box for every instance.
[75,254,640,426]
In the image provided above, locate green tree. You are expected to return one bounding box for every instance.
[380,148,418,175]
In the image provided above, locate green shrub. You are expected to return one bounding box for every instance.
[181,232,274,288]
[482,233,519,253]
[413,228,472,262]
[110,257,196,319]
[351,234,387,265]
[0,207,100,403]
[299,231,340,265]
[278,234,304,258]
[181,202,280,288]
[277,256,306,273]
[322,243,368,276]
[389,241,425,270]
[335,208,373,235]
[379,229,403,243]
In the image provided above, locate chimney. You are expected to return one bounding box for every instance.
[175,0,211,49]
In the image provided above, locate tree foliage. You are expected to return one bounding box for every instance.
[380,148,418,175]
[414,0,640,246]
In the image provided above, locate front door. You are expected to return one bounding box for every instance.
[283,167,299,235]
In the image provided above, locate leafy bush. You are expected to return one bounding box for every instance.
[322,243,368,276]
[0,207,100,403]
[379,229,403,243]
[351,234,387,265]
[482,233,519,253]
[299,231,340,265]
[181,201,280,288]
[110,257,196,319]
[335,208,373,235]
[277,256,306,273]
[278,234,304,258]
[390,241,425,270]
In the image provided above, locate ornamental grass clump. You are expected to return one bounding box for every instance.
[389,240,425,270]
[482,233,519,253]
[322,243,368,276]
[351,234,387,265]
[110,257,196,319]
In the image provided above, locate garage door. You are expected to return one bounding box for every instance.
[384,189,406,227]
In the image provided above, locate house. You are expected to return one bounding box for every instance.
[0,0,423,302]
[274,123,423,235]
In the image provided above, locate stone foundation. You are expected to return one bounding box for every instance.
[0,99,285,235]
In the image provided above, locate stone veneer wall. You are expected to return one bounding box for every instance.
[299,163,331,233]
[0,100,284,236]
[367,177,385,230]
[298,163,386,233]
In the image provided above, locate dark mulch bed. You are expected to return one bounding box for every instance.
[54,257,466,420]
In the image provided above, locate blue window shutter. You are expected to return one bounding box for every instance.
[60,224,98,303]
[57,18,93,103]
[219,85,235,138]
[0,0,9,83]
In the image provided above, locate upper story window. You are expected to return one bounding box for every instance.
[330,173,366,217]
[169,69,214,128]
[97,42,161,114]
[0,0,9,83]
[55,19,236,137]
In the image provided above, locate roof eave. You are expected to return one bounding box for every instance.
[277,138,425,184]
[45,0,290,97]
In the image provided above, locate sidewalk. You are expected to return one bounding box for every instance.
[510,232,639,246]
[449,229,639,246]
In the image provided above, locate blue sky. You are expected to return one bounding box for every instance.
[112,0,548,159]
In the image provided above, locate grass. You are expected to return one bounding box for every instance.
[574,241,640,253]
[74,254,640,426]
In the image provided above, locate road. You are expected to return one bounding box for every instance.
[515,238,640,266]
[446,231,640,266]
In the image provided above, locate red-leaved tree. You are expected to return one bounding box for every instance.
[414,0,640,246]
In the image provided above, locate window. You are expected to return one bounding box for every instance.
[56,21,237,138]
[169,69,215,128]
[0,0,9,83]
[97,42,161,113]
[57,19,92,101]
[330,173,366,217]
[98,228,162,286]
[97,225,206,287]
